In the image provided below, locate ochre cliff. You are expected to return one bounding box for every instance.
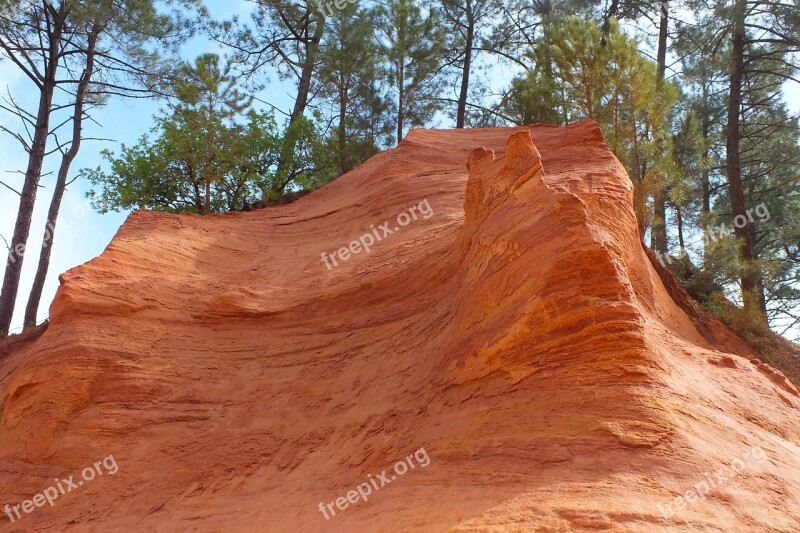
[1,121,799,532]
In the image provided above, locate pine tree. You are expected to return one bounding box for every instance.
[315,3,388,176]
[214,0,325,187]
[438,0,497,128]
[503,17,678,236]
[81,54,313,215]
[376,0,447,144]
[722,0,799,320]
[173,54,252,214]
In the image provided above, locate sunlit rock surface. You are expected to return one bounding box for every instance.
[1,120,798,532]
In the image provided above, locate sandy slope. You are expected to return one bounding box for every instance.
[0,120,798,532]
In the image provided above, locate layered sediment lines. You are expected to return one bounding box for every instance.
[0,121,799,532]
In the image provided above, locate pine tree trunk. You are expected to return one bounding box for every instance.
[456,1,474,129]
[338,88,348,174]
[726,0,763,319]
[652,189,668,252]
[631,117,648,238]
[398,59,405,144]
[291,48,317,125]
[700,82,712,266]
[656,1,668,81]
[275,20,324,182]
[584,82,593,119]
[23,166,71,330]
[0,22,62,336]
[701,84,711,217]
[24,29,99,329]
[650,0,669,254]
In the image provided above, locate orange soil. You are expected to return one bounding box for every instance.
[0,121,798,532]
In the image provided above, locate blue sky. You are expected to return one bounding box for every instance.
[0,2,798,334]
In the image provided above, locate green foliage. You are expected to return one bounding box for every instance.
[504,70,564,125]
[83,54,323,215]
[84,109,274,214]
[268,112,329,194]
[315,2,389,176]
[705,290,773,343]
[504,16,679,229]
[376,0,447,143]
[674,11,800,332]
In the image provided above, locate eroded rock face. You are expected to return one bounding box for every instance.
[1,121,799,532]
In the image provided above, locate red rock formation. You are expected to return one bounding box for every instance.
[1,120,799,532]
